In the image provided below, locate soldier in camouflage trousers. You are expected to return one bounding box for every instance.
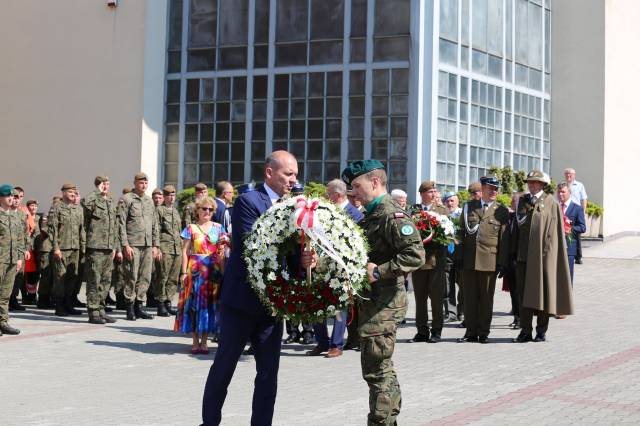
[0,184,25,335]
[81,176,120,324]
[153,185,182,317]
[342,161,425,425]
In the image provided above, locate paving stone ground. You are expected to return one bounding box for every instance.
[2,238,640,425]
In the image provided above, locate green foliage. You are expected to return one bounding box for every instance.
[176,188,216,215]
[543,177,557,195]
[456,190,470,205]
[489,165,517,195]
[496,194,512,208]
[514,170,527,192]
[586,201,604,217]
[304,182,327,198]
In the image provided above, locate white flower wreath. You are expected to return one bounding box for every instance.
[244,196,369,323]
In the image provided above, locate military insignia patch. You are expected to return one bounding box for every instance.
[394,212,405,218]
[401,225,414,236]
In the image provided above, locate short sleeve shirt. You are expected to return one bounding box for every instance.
[570,180,588,205]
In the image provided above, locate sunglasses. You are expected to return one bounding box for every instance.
[200,207,214,212]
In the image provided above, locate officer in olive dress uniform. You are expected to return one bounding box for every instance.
[117,173,159,321]
[182,182,208,228]
[342,160,425,426]
[0,184,25,335]
[457,176,510,343]
[410,181,449,343]
[81,176,119,324]
[153,185,181,316]
[49,183,85,317]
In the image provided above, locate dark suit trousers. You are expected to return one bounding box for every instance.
[412,268,444,335]
[462,270,497,337]
[516,263,549,336]
[313,310,347,349]
[202,305,283,426]
[568,255,575,284]
[345,300,360,346]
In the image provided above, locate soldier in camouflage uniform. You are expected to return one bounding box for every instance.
[117,173,159,320]
[0,184,25,335]
[153,185,181,317]
[49,183,85,316]
[111,188,131,310]
[342,160,425,426]
[81,176,119,324]
[147,188,164,308]
[35,214,54,308]
[182,182,208,228]
[9,188,30,311]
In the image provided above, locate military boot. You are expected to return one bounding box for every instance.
[88,310,106,325]
[115,291,127,310]
[164,300,177,316]
[156,302,169,317]
[125,303,136,321]
[0,322,21,335]
[55,298,69,317]
[134,301,154,320]
[100,310,117,324]
[65,298,82,316]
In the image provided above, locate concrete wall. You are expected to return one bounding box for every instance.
[0,0,165,211]
[602,0,640,235]
[550,0,605,207]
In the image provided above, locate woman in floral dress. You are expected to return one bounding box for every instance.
[175,197,228,354]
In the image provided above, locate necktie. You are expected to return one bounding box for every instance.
[482,203,487,212]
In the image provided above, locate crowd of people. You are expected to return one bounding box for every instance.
[0,158,588,424]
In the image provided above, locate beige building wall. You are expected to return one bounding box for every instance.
[0,0,167,210]
[551,0,640,236]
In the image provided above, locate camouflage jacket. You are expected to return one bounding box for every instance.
[156,205,182,255]
[118,192,159,248]
[48,202,85,251]
[182,202,197,229]
[81,190,118,250]
[0,209,26,264]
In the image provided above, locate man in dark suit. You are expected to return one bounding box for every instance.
[557,182,586,283]
[307,179,363,358]
[213,181,233,232]
[202,151,314,426]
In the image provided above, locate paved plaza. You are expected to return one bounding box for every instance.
[2,237,640,425]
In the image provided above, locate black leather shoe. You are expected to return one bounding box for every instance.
[126,304,136,321]
[9,299,26,311]
[55,306,68,317]
[164,301,177,316]
[427,334,441,343]
[575,258,583,265]
[533,334,546,342]
[457,336,478,343]
[283,333,300,344]
[65,304,82,316]
[409,333,430,343]
[301,332,315,345]
[134,302,154,320]
[343,341,360,351]
[478,336,489,344]
[156,303,169,317]
[513,332,533,343]
[0,323,20,335]
[306,345,329,356]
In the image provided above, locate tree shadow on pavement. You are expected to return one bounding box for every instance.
[86,339,217,358]
[109,325,177,338]
[11,310,86,324]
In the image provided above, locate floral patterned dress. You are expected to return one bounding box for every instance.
[174,222,227,334]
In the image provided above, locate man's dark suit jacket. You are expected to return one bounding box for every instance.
[563,201,586,256]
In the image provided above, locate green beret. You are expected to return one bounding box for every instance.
[341,160,385,185]
[0,184,13,197]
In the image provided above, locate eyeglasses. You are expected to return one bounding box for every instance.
[200,207,214,212]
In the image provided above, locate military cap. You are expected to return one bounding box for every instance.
[442,191,456,201]
[194,182,208,191]
[11,188,20,196]
[468,182,482,193]
[94,175,109,186]
[346,188,354,196]
[418,181,437,193]
[236,182,256,194]
[61,182,77,191]
[0,184,13,197]
[122,187,132,194]
[341,160,385,185]
[480,175,501,188]
[525,169,549,184]
[291,182,305,196]
[134,172,148,181]
[163,185,176,195]
[152,188,163,196]
[26,199,38,206]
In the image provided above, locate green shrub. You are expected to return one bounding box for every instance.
[586,201,604,217]
[496,194,512,208]
[304,182,327,198]
[176,188,216,216]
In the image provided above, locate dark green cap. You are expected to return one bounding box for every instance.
[0,184,13,197]
[341,160,385,185]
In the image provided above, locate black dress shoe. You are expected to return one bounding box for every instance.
[301,332,315,345]
[478,336,489,344]
[533,334,546,342]
[575,258,583,265]
[0,323,21,335]
[283,334,300,344]
[409,333,429,343]
[55,306,69,317]
[457,336,478,343]
[65,305,82,316]
[427,334,441,343]
[343,341,360,351]
[306,345,329,356]
[513,332,533,343]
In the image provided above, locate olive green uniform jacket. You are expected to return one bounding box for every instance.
[117,192,159,249]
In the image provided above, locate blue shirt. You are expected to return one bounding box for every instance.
[570,180,588,205]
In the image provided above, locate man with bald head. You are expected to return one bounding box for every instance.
[202,150,316,426]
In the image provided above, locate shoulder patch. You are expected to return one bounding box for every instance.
[394,212,405,218]
[400,224,414,236]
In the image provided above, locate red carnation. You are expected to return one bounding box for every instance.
[275,297,285,309]
[287,303,296,313]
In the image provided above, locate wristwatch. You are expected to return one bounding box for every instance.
[372,266,381,281]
